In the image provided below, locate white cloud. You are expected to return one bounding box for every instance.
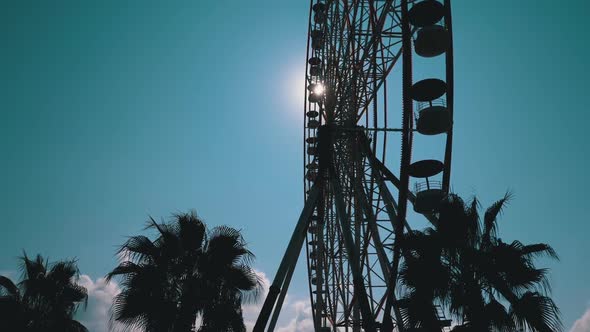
[274,300,314,332]
[76,275,125,332]
[571,308,590,332]
[243,270,314,332]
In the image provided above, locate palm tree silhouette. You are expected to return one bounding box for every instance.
[397,194,561,331]
[107,211,260,332]
[0,253,88,332]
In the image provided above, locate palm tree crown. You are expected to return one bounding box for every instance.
[0,253,88,332]
[398,193,561,332]
[107,211,260,332]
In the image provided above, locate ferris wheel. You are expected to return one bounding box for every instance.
[255,1,454,331]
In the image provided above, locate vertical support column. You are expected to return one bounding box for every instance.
[352,134,363,332]
[397,0,413,246]
[442,0,454,192]
[353,192,361,332]
[383,1,413,330]
[330,168,377,332]
[316,204,326,330]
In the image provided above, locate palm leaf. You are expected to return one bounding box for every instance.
[482,192,512,243]
[175,211,207,252]
[521,243,559,260]
[0,276,19,297]
[509,292,562,332]
[118,235,158,263]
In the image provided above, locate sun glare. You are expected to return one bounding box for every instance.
[313,83,325,96]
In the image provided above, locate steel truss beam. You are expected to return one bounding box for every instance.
[254,184,322,332]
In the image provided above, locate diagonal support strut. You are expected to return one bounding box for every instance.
[253,183,322,332]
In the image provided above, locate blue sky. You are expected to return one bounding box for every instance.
[1,1,589,331]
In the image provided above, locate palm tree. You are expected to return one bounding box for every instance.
[107,212,260,332]
[397,194,561,332]
[196,226,260,332]
[0,253,89,332]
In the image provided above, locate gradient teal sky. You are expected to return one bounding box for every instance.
[1,1,589,330]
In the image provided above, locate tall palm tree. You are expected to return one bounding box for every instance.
[0,253,89,332]
[397,194,561,332]
[107,212,260,332]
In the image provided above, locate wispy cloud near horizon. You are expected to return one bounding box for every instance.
[570,306,590,332]
[243,270,314,332]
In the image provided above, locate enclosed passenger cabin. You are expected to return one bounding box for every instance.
[306,136,318,144]
[308,57,322,77]
[412,78,446,101]
[416,100,451,135]
[415,25,450,57]
[408,0,445,27]
[409,159,446,213]
[412,78,449,136]
[309,92,321,103]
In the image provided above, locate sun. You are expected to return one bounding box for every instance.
[312,83,325,96]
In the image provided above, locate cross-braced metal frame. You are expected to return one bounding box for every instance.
[255,0,454,331]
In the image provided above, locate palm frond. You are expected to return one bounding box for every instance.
[48,259,80,284]
[484,298,513,331]
[105,261,144,283]
[0,276,19,297]
[207,226,254,267]
[521,243,559,260]
[509,292,562,332]
[482,192,512,243]
[175,211,207,252]
[19,252,47,281]
[118,235,158,263]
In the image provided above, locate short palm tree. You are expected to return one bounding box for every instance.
[107,212,260,332]
[0,253,88,332]
[397,194,561,332]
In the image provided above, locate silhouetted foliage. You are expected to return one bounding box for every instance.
[397,193,561,332]
[107,211,261,332]
[0,253,88,332]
